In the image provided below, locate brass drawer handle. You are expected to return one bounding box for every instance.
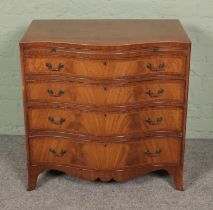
[46,63,64,71]
[146,88,164,97]
[145,116,162,125]
[144,148,161,157]
[47,88,64,97]
[49,148,67,157]
[146,63,165,71]
[48,116,65,125]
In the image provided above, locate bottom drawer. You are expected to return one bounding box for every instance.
[29,137,181,169]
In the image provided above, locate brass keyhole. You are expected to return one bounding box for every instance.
[104,61,107,66]
[104,87,107,91]
[51,48,56,52]
[104,144,107,147]
[104,113,107,117]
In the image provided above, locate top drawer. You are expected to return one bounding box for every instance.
[25,55,186,78]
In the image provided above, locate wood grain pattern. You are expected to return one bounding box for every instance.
[27,80,185,105]
[19,19,191,191]
[29,136,181,169]
[20,20,191,45]
[25,56,186,78]
[28,107,183,136]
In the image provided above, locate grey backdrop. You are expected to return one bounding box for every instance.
[0,0,213,138]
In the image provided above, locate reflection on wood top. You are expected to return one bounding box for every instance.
[20,19,191,46]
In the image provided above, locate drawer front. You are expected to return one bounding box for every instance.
[27,80,185,105]
[25,56,185,78]
[29,137,181,169]
[29,108,183,136]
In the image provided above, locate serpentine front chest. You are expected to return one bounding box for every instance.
[20,19,191,190]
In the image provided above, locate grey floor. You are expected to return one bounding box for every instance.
[0,136,212,210]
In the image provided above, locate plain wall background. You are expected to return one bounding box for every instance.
[0,0,213,138]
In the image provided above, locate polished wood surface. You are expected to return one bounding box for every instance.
[20,19,191,191]
[20,20,190,45]
[30,137,181,169]
[25,56,185,77]
[27,80,185,105]
[29,107,183,136]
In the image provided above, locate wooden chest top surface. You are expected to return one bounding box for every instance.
[20,19,191,46]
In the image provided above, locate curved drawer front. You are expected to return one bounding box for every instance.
[29,137,181,169]
[27,80,185,105]
[25,55,185,78]
[29,108,183,136]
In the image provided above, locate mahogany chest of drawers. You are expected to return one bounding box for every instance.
[20,20,191,191]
